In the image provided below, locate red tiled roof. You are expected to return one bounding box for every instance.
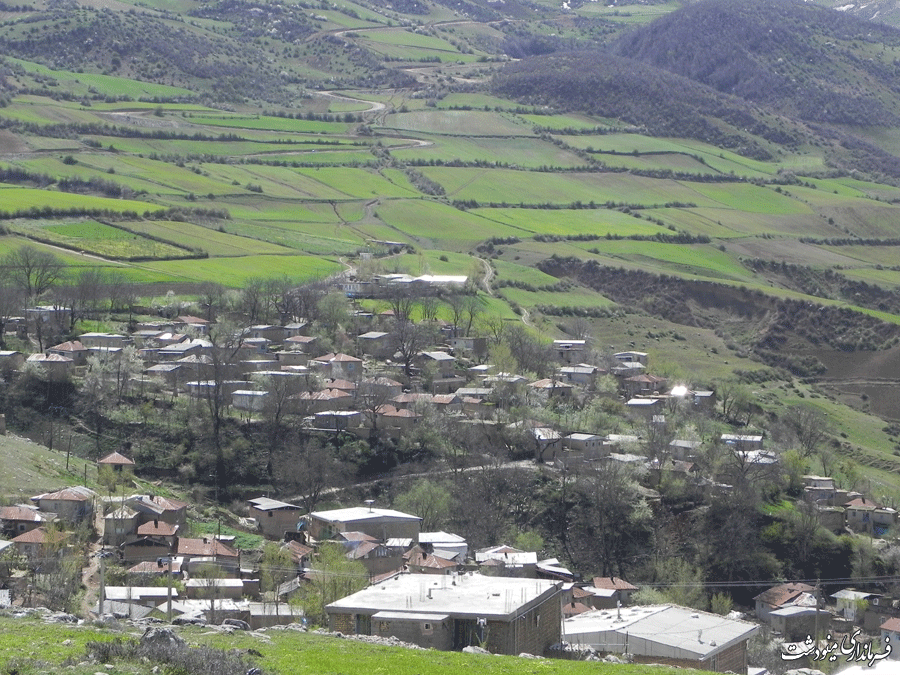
[137,521,179,537]
[592,576,639,591]
[12,527,67,544]
[176,537,238,558]
[0,506,45,522]
[882,617,900,632]
[99,451,135,466]
[753,582,815,607]
[563,601,592,616]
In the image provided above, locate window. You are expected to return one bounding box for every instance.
[422,623,433,635]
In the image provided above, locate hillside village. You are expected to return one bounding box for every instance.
[0,257,899,672]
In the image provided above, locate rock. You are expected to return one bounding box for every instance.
[222,619,250,630]
[62,639,73,646]
[785,670,827,675]
[518,653,541,659]
[140,627,186,650]
[462,645,491,655]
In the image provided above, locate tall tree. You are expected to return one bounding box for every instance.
[2,245,64,300]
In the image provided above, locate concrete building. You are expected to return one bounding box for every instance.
[326,572,563,654]
[248,497,303,539]
[307,506,421,542]
[564,604,759,673]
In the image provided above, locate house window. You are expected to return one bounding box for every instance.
[268,512,273,517]
[422,623,433,635]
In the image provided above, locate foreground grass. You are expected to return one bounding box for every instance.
[0,615,693,675]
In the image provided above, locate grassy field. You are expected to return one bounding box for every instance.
[0,615,708,675]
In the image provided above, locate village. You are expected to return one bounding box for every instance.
[0,267,899,673]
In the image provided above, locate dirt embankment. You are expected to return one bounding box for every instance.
[538,256,900,380]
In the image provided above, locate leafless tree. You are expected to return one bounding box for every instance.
[784,404,832,458]
[2,245,64,300]
[392,319,435,378]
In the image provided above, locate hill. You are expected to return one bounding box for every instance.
[609,0,900,127]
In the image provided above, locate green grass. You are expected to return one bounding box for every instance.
[392,135,587,168]
[418,168,720,206]
[381,111,531,136]
[121,221,293,256]
[471,207,667,237]
[0,615,713,675]
[372,200,523,247]
[0,434,97,502]
[9,220,190,259]
[139,254,341,286]
[0,186,161,216]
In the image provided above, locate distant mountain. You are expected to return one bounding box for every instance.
[609,0,900,126]
[493,50,803,160]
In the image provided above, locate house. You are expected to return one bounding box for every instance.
[244,325,287,342]
[564,604,758,673]
[185,578,245,600]
[11,526,68,559]
[79,332,130,349]
[769,606,827,641]
[310,353,363,380]
[553,340,587,364]
[26,353,73,380]
[404,546,461,575]
[558,364,600,387]
[845,498,898,535]
[283,335,318,352]
[803,475,837,503]
[527,379,574,401]
[0,350,24,376]
[173,315,210,334]
[669,439,702,461]
[623,375,668,399]
[232,389,268,413]
[313,410,361,430]
[31,486,95,523]
[0,504,54,537]
[626,397,663,418]
[176,537,240,571]
[880,617,900,658]
[46,341,88,366]
[104,506,139,546]
[326,572,563,655]
[591,577,639,606]
[135,519,179,547]
[307,506,421,542]
[105,586,179,608]
[475,545,537,577]
[358,331,394,358]
[614,351,648,365]
[248,497,303,539]
[564,433,604,456]
[754,583,816,623]
[416,351,457,379]
[448,336,488,360]
[126,494,188,527]
[418,531,468,561]
[120,537,172,564]
[721,434,764,451]
[98,451,135,473]
[833,589,880,622]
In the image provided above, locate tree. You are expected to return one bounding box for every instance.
[295,542,368,626]
[784,404,832,458]
[569,460,651,577]
[2,245,64,300]
[197,281,228,323]
[274,440,347,514]
[0,274,22,350]
[394,479,452,531]
[259,542,295,610]
[393,319,435,378]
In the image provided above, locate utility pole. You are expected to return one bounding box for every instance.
[167,557,173,623]
[99,554,106,619]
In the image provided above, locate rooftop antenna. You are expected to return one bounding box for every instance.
[365,499,375,512]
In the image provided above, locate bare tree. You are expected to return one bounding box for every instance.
[784,404,832,458]
[2,245,64,300]
[197,281,227,323]
[393,319,435,378]
[274,440,347,514]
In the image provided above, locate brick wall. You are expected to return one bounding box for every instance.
[491,592,562,655]
[329,612,353,634]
